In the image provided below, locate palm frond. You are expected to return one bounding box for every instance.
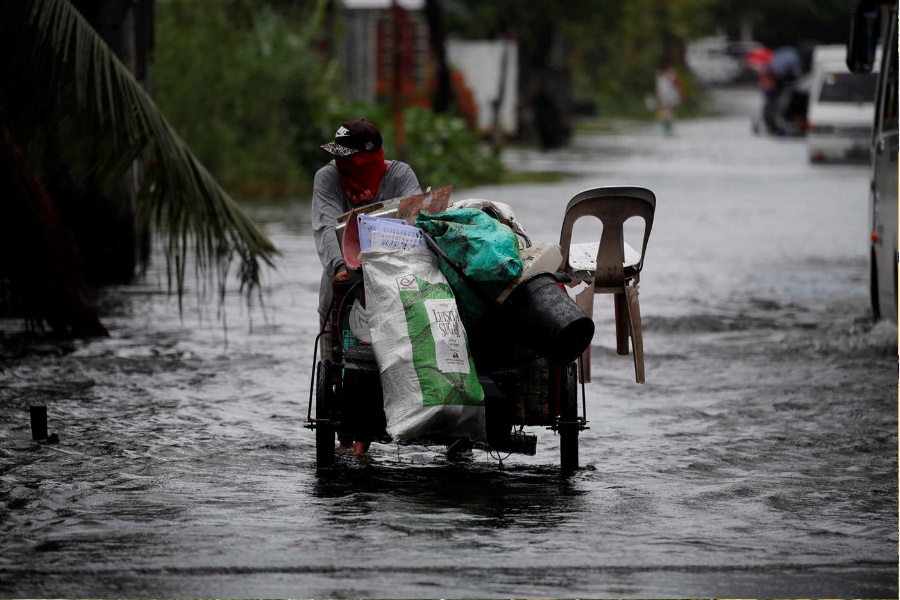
[0,0,279,309]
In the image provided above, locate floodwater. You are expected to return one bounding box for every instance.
[0,89,896,599]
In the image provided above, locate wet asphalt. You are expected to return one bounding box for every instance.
[0,88,896,599]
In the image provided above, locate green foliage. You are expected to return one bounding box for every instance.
[282,99,502,192]
[153,0,504,196]
[402,107,504,190]
[1,0,278,309]
[568,0,718,115]
[154,1,336,195]
[444,0,717,119]
[445,0,856,120]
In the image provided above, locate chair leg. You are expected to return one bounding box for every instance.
[623,285,645,384]
[613,292,630,355]
[574,285,594,384]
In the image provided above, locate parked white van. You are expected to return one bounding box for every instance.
[806,45,878,162]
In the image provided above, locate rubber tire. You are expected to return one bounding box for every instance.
[315,360,336,471]
[870,250,881,321]
[559,362,579,473]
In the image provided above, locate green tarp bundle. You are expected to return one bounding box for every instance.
[415,208,523,325]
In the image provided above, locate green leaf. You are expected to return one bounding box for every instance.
[0,0,279,313]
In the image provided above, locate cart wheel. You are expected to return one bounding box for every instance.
[315,360,337,471]
[559,362,579,473]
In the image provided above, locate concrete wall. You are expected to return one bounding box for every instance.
[447,39,518,135]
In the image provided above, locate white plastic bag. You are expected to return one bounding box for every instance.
[360,247,485,442]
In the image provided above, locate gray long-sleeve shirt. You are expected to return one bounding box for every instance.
[312,159,421,318]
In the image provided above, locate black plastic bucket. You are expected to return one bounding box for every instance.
[504,272,595,364]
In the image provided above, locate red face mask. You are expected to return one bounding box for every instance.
[335,148,387,206]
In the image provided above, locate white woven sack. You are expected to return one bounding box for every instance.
[360,246,485,443]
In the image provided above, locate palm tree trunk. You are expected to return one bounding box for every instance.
[0,105,108,337]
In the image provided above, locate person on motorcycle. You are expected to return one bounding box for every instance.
[763,47,804,134]
[311,118,422,456]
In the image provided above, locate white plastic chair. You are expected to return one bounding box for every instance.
[558,186,656,383]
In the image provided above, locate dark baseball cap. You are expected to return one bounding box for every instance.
[321,119,383,156]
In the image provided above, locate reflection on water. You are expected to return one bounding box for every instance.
[0,90,896,599]
[313,461,587,530]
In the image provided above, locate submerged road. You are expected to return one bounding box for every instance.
[0,88,896,598]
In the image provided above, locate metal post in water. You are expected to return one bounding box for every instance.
[30,405,48,440]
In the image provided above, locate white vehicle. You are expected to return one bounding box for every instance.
[806,45,879,162]
[685,37,762,86]
[848,0,898,322]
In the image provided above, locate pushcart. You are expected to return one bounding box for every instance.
[306,274,588,472]
[304,185,655,474]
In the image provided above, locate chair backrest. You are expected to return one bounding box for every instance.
[559,186,656,288]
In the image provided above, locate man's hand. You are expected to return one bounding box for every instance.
[332,268,350,283]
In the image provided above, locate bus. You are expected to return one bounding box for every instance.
[847,0,898,322]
